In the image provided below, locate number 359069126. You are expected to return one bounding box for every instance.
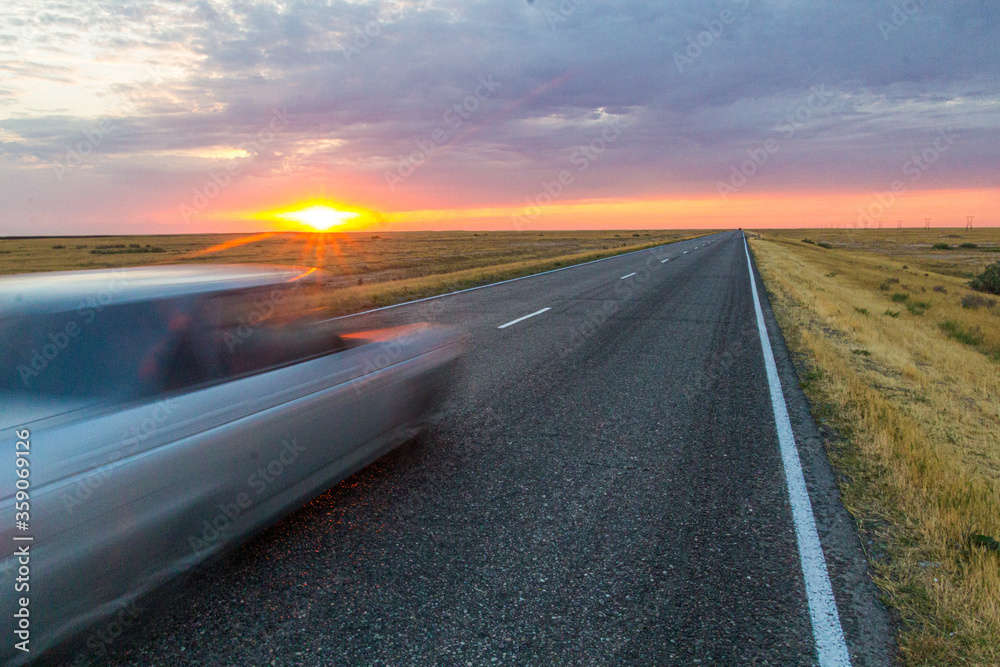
[15,429,31,517]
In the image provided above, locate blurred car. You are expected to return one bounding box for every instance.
[0,265,465,664]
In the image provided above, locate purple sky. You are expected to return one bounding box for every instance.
[1,0,998,234]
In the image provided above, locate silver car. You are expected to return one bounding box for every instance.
[0,265,465,665]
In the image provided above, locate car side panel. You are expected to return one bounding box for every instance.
[0,332,462,664]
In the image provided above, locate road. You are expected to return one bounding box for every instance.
[88,231,894,665]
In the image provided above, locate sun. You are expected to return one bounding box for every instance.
[276,204,360,231]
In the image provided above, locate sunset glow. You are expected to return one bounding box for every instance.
[276,205,360,232]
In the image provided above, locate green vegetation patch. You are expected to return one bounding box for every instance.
[970,261,1000,296]
[941,320,983,346]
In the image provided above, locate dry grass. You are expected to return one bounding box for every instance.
[312,237,700,316]
[0,230,704,316]
[749,228,1000,666]
[0,230,693,277]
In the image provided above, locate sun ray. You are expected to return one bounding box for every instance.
[188,231,282,257]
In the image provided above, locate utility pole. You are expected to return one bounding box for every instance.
[877,220,882,229]
[897,220,902,229]
[925,218,931,229]
[966,215,974,231]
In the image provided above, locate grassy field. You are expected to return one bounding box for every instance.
[0,230,704,315]
[748,228,1000,666]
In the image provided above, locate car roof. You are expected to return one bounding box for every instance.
[0,264,322,315]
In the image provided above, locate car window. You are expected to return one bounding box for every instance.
[0,299,186,399]
[0,284,353,401]
[202,286,350,382]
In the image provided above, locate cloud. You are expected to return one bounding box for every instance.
[0,0,998,233]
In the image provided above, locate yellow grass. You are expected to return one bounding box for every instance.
[0,230,705,316]
[312,240,691,316]
[749,228,1000,666]
[0,230,695,277]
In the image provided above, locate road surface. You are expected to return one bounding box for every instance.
[78,231,894,666]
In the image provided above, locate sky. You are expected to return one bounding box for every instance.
[0,0,998,235]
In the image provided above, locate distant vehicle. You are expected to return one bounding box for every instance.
[0,265,465,664]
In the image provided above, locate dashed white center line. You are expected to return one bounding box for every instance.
[620,272,637,280]
[683,251,689,254]
[497,307,551,329]
[660,258,670,263]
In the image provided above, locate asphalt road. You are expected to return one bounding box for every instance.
[84,231,894,666]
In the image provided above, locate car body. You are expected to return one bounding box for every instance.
[0,265,465,664]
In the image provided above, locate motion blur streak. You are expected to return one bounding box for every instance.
[0,265,465,665]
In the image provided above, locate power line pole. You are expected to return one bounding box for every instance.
[925,218,931,229]
[966,215,974,231]
[897,220,902,230]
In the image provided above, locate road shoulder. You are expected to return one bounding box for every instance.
[746,241,898,667]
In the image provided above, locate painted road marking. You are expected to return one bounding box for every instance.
[498,307,551,329]
[743,234,852,667]
[324,239,702,323]
[683,251,689,254]
[661,258,670,263]
[620,272,637,279]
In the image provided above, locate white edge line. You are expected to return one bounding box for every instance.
[620,272,637,279]
[497,307,551,329]
[323,236,713,322]
[742,233,852,667]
